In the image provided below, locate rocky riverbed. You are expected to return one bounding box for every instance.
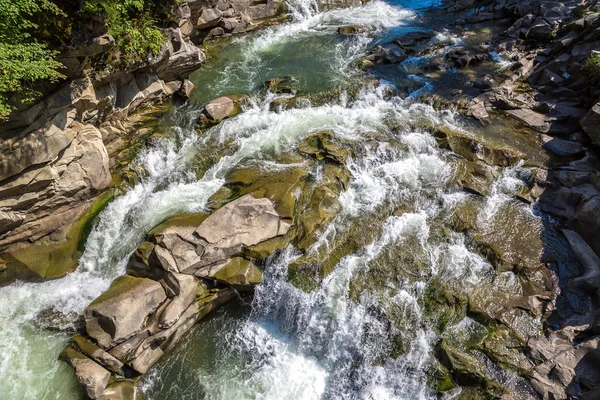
[3,0,600,399]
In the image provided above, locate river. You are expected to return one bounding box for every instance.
[0,0,558,399]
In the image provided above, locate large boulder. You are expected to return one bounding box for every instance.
[84,276,167,348]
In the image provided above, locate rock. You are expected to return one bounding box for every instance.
[196,7,223,29]
[541,135,585,156]
[365,45,406,64]
[158,273,199,329]
[337,25,367,35]
[62,34,115,58]
[0,108,77,182]
[98,381,142,400]
[504,108,550,133]
[568,198,600,258]
[213,257,262,290]
[200,94,248,124]
[580,103,600,146]
[179,79,195,99]
[299,131,350,164]
[191,194,291,272]
[60,347,110,399]
[219,18,238,32]
[265,76,299,94]
[84,276,167,348]
[73,334,125,375]
[466,97,490,122]
[562,229,600,296]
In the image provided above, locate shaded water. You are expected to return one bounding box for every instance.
[0,0,558,399]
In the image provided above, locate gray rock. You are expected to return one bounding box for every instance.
[61,347,110,399]
[159,274,200,329]
[196,7,223,29]
[73,334,124,375]
[562,229,600,295]
[84,276,167,348]
[569,197,600,257]
[196,193,290,251]
[581,103,600,146]
[541,135,585,156]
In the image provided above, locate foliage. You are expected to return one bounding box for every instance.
[0,0,66,119]
[0,0,177,119]
[584,52,600,87]
[82,0,175,64]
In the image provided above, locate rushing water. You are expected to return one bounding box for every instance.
[0,0,549,399]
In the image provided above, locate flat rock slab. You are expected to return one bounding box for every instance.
[541,135,585,156]
[196,193,290,248]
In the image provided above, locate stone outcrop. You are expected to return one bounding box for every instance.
[61,193,291,398]
[0,0,296,286]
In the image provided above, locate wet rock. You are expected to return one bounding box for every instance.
[433,126,520,166]
[265,76,299,94]
[437,341,503,394]
[199,94,248,125]
[391,31,436,53]
[60,347,110,399]
[337,25,367,35]
[35,308,85,333]
[224,164,308,218]
[299,131,351,164]
[364,45,406,65]
[446,47,489,69]
[504,108,551,133]
[213,256,262,290]
[84,276,167,348]
[98,381,142,400]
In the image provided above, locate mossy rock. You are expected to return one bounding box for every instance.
[452,159,497,197]
[436,341,504,396]
[0,191,114,286]
[264,76,299,94]
[296,185,342,249]
[477,325,530,374]
[225,164,309,219]
[471,202,544,274]
[243,227,295,261]
[299,131,351,165]
[213,257,262,291]
[287,260,323,292]
[423,278,469,333]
